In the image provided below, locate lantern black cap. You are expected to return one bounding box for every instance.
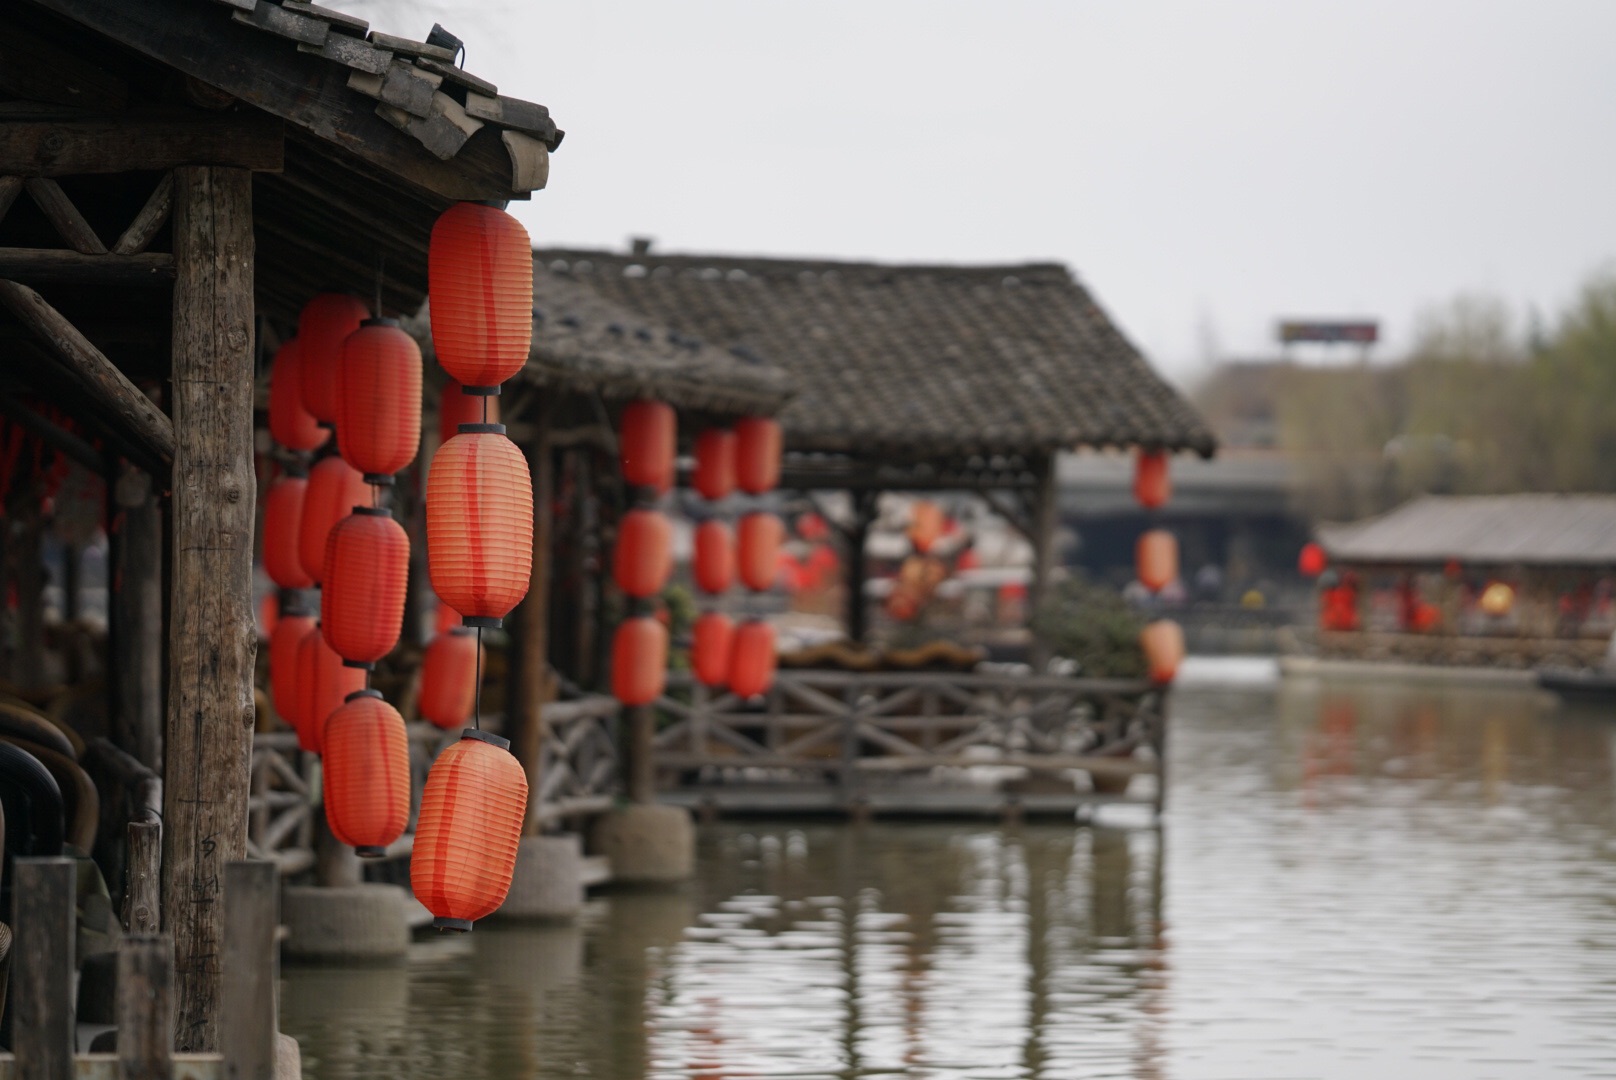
[461,384,502,397]
[461,614,503,628]
[344,688,383,703]
[363,473,396,487]
[355,845,387,858]
[342,659,376,671]
[433,916,474,932]
[456,422,506,436]
[460,728,510,751]
[351,505,393,518]
[361,317,402,329]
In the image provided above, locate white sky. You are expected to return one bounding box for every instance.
[359,1,1616,384]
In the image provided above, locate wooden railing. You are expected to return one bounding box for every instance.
[531,694,621,827]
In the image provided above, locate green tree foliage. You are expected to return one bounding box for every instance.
[1030,574,1146,677]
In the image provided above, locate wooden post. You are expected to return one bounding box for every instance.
[220,860,277,1080]
[161,166,256,1054]
[512,424,556,832]
[12,857,75,1080]
[624,705,656,804]
[118,935,175,1080]
[113,462,165,772]
[125,819,162,935]
[1027,454,1059,670]
[846,490,877,645]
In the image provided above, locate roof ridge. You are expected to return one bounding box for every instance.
[535,248,1075,282]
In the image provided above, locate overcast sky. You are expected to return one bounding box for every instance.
[360,1,1616,383]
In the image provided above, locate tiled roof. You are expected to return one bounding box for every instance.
[533,250,1216,459]
[1318,495,1616,566]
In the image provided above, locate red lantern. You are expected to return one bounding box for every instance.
[262,477,313,590]
[729,620,777,698]
[434,599,461,635]
[338,320,422,483]
[420,628,482,730]
[427,428,533,628]
[299,456,370,586]
[1140,619,1185,684]
[321,508,410,666]
[908,501,944,554]
[737,513,784,592]
[268,338,328,452]
[1134,450,1171,510]
[693,520,735,594]
[692,429,736,501]
[613,508,672,599]
[298,294,369,425]
[1298,542,1327,578]
[439,382,498,448]
[429,203,533,388]
[619,400,675,493]
[323,690,411,856]
[411,729,529,931]
[269,611,315,728]
[691,612,734,688]
[1136,529,1179,593]
[735,417,782,494]
[611,616,668,706]
[296,624,364,753]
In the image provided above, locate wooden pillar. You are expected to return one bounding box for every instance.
[846,490,877,645]
[221,861,279,1080]
[12,858,76,1080]
[1027,455,1059,670]
[624,705,656,804]
[511,420,556,832]
[112,462,165,772]
[161,166,256,1054]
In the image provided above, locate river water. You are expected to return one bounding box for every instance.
[282,675,1616,1079]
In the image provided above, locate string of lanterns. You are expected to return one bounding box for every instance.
[610,400,675,707]
[1131,449,1184,685]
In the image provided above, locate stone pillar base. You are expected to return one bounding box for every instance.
[590,804,694,885]
[495,834,584,920]
[282,883,409,962]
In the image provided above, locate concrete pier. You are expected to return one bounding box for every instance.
[496,834,585,920]
[281,883,411,961]
[590,804,695,885]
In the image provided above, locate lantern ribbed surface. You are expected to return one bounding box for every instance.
[268,338,328,451]
[296,626,365,754]
[611,616,668,706]
[1140,619,1185,684]
[693,520,735,595]
[738,513,784,592]
[439,382,498,449]
[299,456,370,585]
[263,477,313,590]
[730,619,777,698]
[619,400,676,493]
[427,429,533,627]
[693,429,737,501]
[324,690,411,855]
[338,320,422,481]
[691,612,734,688]
[321,508,410,665]
[269,612,315,728]
[613,509,672,599]
[1134,450,1171,510]
[420,628,481,730]
[735,417,782,494]
[1136,529,1178,593]
[429,203,533,388]
[411,730,529,931]
[298,294,369,424]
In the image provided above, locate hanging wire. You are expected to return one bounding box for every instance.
[374,250,387,320]
[472,626,483,730]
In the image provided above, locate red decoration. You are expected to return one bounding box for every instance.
[323,690,410,856]
[691,612,734,688]
[338,320,422,482]
[692,429,737,500]
[908,501,944,554]
[737,512,784,592]
[729,620,777,698]
[296,624,364,753]
[299,456,370,586]
[611,616,668,706]
[419,628,481,730]
[268,338,328,452]
[1136,529,1179,593]
[735,417,782,494]
[411,729,529,931]
[1298,542,1327,578]
[619,400,676,493]
[693,520,735,594]
[298,294,369,425]
[1134,450,1171,509]
[797,512,830,542]
[439,382,498,448]
[321,508,410,665]
[1140,620,1185,684]
[269,611,315,728]
[429,203,533,388]
[427,428,533,628]
[613,508,672,599]
[262,477,313,590]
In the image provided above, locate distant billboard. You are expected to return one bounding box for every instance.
[1278,320,1378,345]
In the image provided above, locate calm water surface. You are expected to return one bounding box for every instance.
[282,677,1616,1079]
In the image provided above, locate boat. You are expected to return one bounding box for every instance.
[1537,668,1616,704]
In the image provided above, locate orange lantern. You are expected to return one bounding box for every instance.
[298,294,368,425]
[321,508,410,666]
[613,508,672,599]
[729,619,777,698]
[420,628,482,730]
[427,426,533,628]
[338,319,422,483]
[735,417,782,494]
[693,520,735,594]
[434,598,461,635]
[262,476,313,590]
[411,729,529,931]
[295,624,364,754]
[908,501,944,554]
[269,610,315,728]
[268,338,328,452]
[1140,619,1185,684]
[737,512,784,592]
[692,429,737,501]
[611,616,668,706]
[619,400,675,493]
[1134,449,1171,510]
[429,203,533,388]
[1135,529,1179,593]
[1298,542,1327,578]
[298,456,370,585]
[323,690,410,856]
[691,612,734,688]
[439,381,498,448]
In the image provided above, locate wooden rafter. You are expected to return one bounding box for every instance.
[0,114,283,178]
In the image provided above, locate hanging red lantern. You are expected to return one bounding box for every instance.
[439,382,498,449]
[1140,620,1185,684]
[737,512,784,592]
[908,501,944,554]
[735,417,781,494]
[427,427,533,628]
[611,616,668,706]
[693,520,735,594]
[323,690,411,856]
[1134,449,1171,509]
[298,456,370,586]
[411,729,529,931]
[729,620,777,698]
[262,476,313,590]
[1298,542,1327,578]
[338,320,422,483]
[296,624,364,754]
[692,429,737,501]
[298,294,369,425]
[434,599,461,635]
[619,400,675,493]
[612,509,672,599]
[268,338,328,452]
[269,610,315,728]
[420,628,482,730]
[691,612,734,688]
[429,203,533,389]
[321,508,410,666]
[1136,529,1179,593]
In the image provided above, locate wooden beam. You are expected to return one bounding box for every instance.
[112,463,165,773]
[1027,454,1058,670]
[118,936,175,1080]
[114,173,176,256]
[846,490,877,645]
[0,279,176,467]
[24,178,106,253]
[0,248,174,284]
[12,858,76,1080]
[0,394,102,473]
[220,861,277,1080]
[0,114,284,177]
[162,167,256,1055]
[0,175,20,225]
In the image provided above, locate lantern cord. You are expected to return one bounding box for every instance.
[473,625,483,731]
[374,251,387,320]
